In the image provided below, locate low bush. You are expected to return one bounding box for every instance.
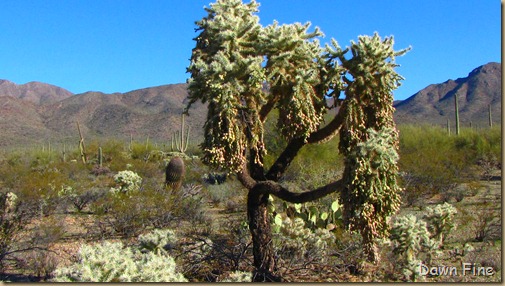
[220,271,252,282]
[472,205,501,242]
[397,125,501,203]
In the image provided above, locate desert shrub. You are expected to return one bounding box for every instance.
[423,202,457,245]
[472,206,501,242]
[129,141,158,161]
[205,182,241,206]
[22,250,58,281]
[183,159,209,183]
[90,165,111,176]
[175,218,251,282]
[92,192,147,238]
[0,192,25,269]
[58,185,103,213]
[332,231,365,275]
[477,153,500,181]
[398,125,501,189]
[52,236,187,282]
[220,271,252,282]
[453,127,501,161]
[91,181,207,238]
[0,191,41,271]
[16,167,69,217]
[388,214,440,281]
[280,137,344,188]
[202,172,228,185]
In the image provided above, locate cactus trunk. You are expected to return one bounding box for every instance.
[454,94,460,135]
[62,143,66,162]
[489,104,493,128]
[171,112,191,154]
[77,121,87,164]
[247,188,279,281]
[98,147,103,167]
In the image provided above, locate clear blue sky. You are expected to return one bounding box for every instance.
[0,0,500,100]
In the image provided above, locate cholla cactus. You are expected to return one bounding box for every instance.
[52,231,187,282]
[3,192,18,214]
[273,217,333,262]
[138,229,177,254]
[187,0,408,276]
[341,127,403,262]
[110,170,142,196]
[388,214,439,281]
[423,202,457,245]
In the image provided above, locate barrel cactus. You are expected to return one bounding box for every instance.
[165,157,185,190]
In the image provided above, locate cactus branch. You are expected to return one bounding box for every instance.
[488,104,493,128]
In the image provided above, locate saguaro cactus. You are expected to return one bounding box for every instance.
[488,104,493,128]
[62,143,67,162]
[171,113,190,154]
[454,93,460,135]
[98,147,103,167]
[77,121,87,164]
[165,157,185,190]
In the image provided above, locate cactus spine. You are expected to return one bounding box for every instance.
[77,121,87,164]
[171,113,190,154]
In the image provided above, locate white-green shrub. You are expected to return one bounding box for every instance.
[110,170,142,196]
[388,214,439,281]
[138,229,177,254]
[52,231,187,282]
[423,202,457,245]
[273,217,333,263]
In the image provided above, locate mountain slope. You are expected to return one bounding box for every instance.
[394,62,501,127]
[40,83,207,145]
[0,96,57,147]
[0,80,73,105]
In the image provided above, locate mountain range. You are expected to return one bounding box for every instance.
[394,62,501,127]
[0,62,501,149]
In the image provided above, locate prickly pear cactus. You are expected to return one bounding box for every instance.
[165,157,185,190]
